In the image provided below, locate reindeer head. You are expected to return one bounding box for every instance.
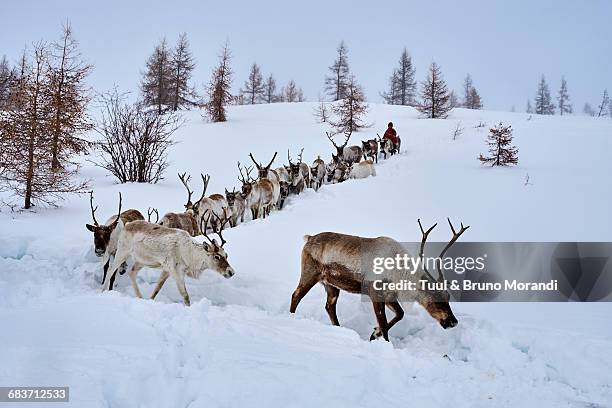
[199,210,235,279]
[85,191,122,257]
[416,289,457,329]
[225,187,239,207]
[287,149,304,180]
[361,140,371,153]
[325,162,337,183]
[310,165,319,178]
[414,218,469,329]
[279,181,290,199]
[249,152,277,179]
[237,162,255,198]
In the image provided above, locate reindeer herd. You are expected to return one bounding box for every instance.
[83,130,468,340]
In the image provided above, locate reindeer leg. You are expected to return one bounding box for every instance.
[385,301,404,331]
[174,270,190,306]
[290,278,318,314]
[103,252,126,291]
[324,284,341,326]
[150,270,170,300]
[101,258,110,286]
[128,263,144,298]
[371,301,389,341]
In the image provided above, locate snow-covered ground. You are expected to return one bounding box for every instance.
[1,103,611,407]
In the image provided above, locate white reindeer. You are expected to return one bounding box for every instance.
[103,211,235,306]
[348,160,376,179]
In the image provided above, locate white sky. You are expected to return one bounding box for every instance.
[2,0,611,111]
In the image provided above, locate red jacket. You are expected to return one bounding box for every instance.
[383,128,399,145]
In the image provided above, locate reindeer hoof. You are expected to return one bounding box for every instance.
[369,327,383,341]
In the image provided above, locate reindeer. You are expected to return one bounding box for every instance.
[310,156,326,191]
[193,174,228,231]
[326,131,363,165]
[348,160,376,179]
[362,139,379,163]
[103,211,235,306]
[225,187,246,227]
[85,191,144,289]
[287,149,306,194]
[290,219,468,341]
[326,157,351,184]
[158,173,200,236]
[377,135,392,159]
[249,152,280,209]
[278,181,290,209]
[238,163,262,219]
[377,133,401,159]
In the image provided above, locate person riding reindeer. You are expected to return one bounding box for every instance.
[383,122,401,154]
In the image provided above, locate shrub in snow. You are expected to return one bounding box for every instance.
[478,122,518,166]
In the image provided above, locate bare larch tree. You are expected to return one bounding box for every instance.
[330,75,368,133]
[0,43,87,208]
[381,48,416,106]
[141,38,173,114]
[534,75,555,115]
[263,74,277,103]
[597,89,609,117]
[281,80,305,102]
[557,76,572,115]
[462,74,483,109]
[205,42,233,122]
[417,62,452,119]
[478,122,518,166]
[241,62,265,104]
[47,23,93,171]
[169,33,197,111]
[324,41,350,101]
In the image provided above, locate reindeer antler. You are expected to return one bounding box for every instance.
[237,162,248,184]
[436,218,470,282]
[89,190,99,226]
[147,207,159,223]
[111,192,122,227]
[326,131,339,148]
[297,148,304,164]
[417,219,437,279]
[200,209,229,247]
[198,174,211,203]
[265,152,277,169]
[341,131,352,148]
[178,172,194,207]
[287,149,293,165]
[248,153,262,170]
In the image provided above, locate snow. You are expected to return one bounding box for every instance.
[1,103,612,407]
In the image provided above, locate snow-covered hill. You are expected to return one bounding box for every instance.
[1,103,611,407]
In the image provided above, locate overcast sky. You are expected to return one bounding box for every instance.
[3,0,611,111]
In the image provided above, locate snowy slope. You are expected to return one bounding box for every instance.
[1,103,612,407]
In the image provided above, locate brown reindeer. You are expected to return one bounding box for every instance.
[158,173,200,236]
[85,191,144,289]
[193,174,228,231]
[225,187,246,227]
[326,131,363,165]
[310,156,326,191]
[238,162,262,219]
[290,219,468,341]
[287,149,307,194]
[362,139,379,163]
[249,152,280,208]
